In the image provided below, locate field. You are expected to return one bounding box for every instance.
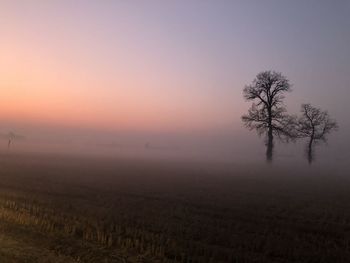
[0,152,349,262]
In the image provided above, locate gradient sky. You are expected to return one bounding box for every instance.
[1,0,349,136]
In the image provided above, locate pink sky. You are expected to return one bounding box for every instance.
[1,1,349,136]
[0,16,243,133]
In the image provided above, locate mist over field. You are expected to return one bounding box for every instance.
[0,122,350,175]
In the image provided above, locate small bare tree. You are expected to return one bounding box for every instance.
[242,71,295,162]
[297,104,338,163]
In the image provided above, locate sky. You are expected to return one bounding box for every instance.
[0,0,349,148]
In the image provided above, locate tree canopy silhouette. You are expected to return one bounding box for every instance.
[242,71,294,162]
[296,104,338,164]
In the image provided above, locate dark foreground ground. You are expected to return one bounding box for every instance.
[0,152,349,262]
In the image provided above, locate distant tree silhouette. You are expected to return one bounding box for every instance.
[2,131,25,151]
[7,132,15,150]
[296,104,338,164]
[242,71,295,162]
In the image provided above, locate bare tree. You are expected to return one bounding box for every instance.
[242,71,295,162]
[296,104,338,164]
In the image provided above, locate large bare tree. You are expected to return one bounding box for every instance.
[296,104,338,164]
[242,71,294,162]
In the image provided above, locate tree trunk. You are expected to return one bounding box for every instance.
[266,107,273,163]
[307,137,314,164]
[266,126,273,163]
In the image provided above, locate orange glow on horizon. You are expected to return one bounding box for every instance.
[0,8,245,134]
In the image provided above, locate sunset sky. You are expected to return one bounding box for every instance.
[1,0,349,137]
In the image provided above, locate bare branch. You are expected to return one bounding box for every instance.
[241,71,293,141]
[297,103,338,144]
